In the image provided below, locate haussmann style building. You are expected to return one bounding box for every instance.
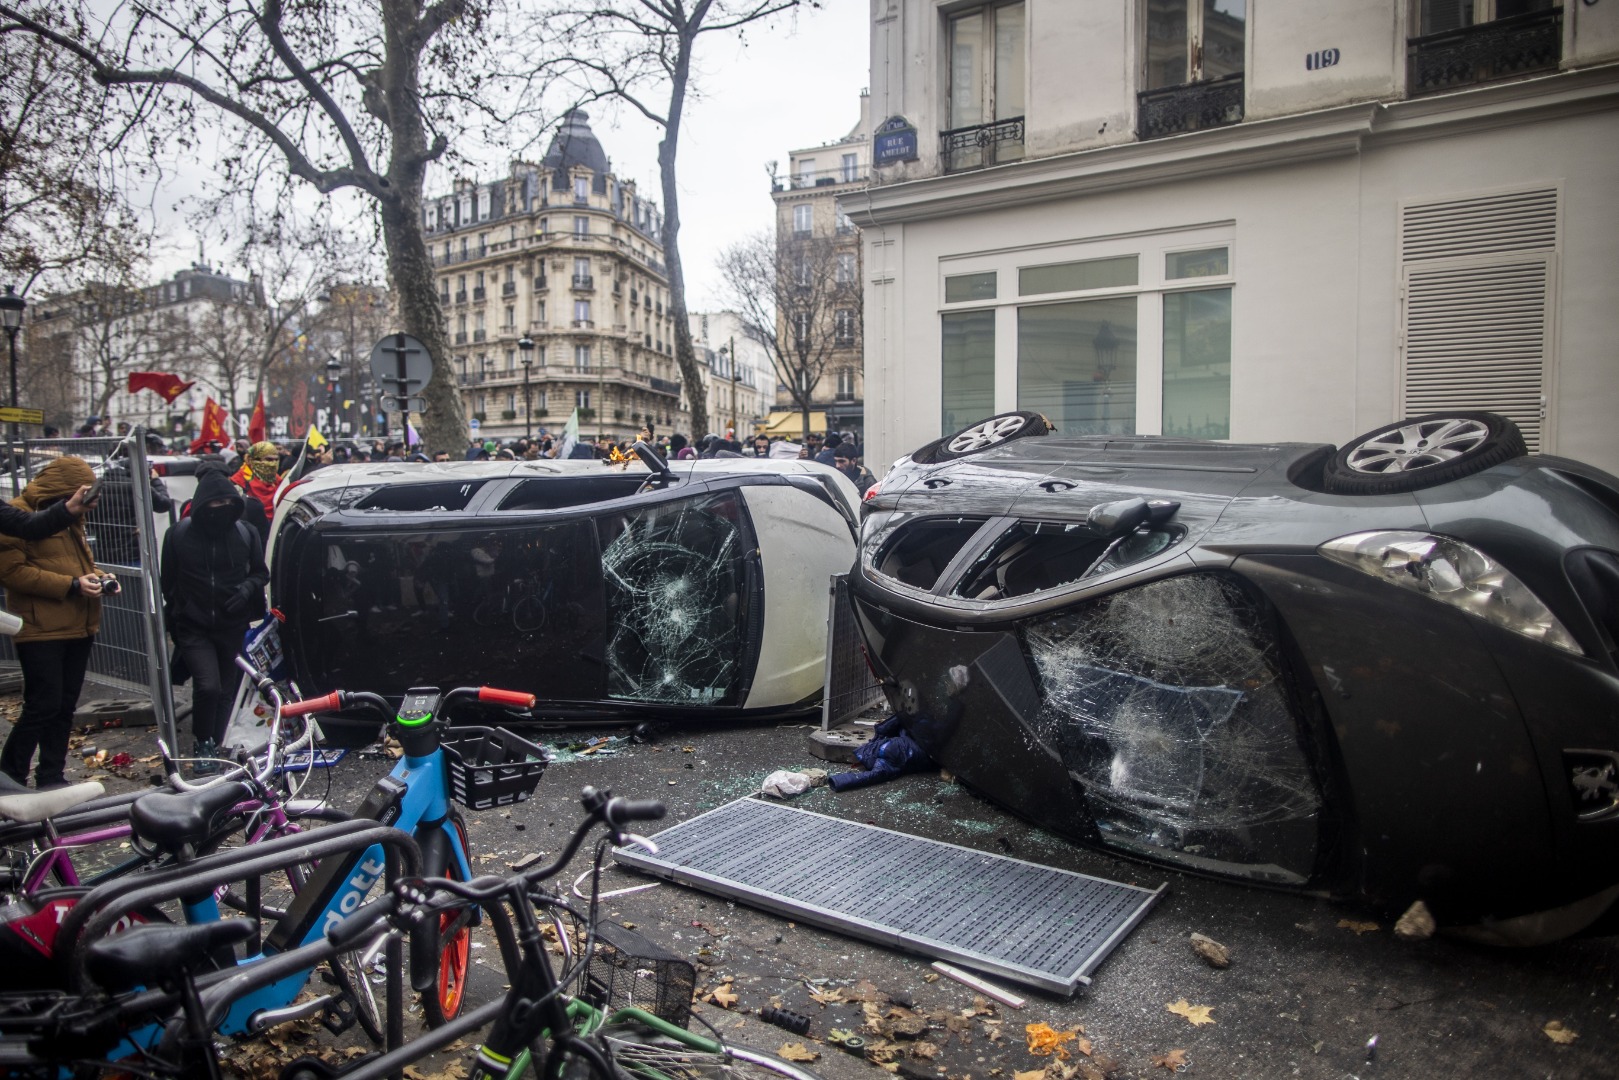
[845,1,1619,473]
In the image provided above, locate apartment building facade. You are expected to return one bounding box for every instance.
[846,2,1619,472]
[689,311,770,441]
[425,110,684,444]
[768,94,873,441]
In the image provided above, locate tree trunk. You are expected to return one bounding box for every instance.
[659,30,707,440]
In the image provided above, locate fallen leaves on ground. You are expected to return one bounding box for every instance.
[1025,1022,1084,1059]
[1336,919,1380,934]
[1166,999,1215,1026]
[1543,1019,1579,1044]
[778,1043,820,1062]
[1394,900,1436,941]
[705,981,738,1008]
[404,1063,469,1080]
[809,987,843,1005]
[1151,1048,1190,1071]
[908,1041,939,1060]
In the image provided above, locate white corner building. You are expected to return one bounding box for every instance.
[844,2,1619,473]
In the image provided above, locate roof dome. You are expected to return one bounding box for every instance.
[541,109,610,176]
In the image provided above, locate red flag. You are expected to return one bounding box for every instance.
[248,394,266,443]
[187,398,228,454]
[126,371,195,403]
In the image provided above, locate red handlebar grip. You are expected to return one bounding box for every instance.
[478,687,536,708]
[282,691,343,717]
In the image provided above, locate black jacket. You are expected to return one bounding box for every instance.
[0,499,74,542]
[160,469,269,634]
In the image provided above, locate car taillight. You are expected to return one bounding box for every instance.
[863,479,881,501]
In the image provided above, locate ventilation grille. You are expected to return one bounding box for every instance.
[1401,188,1557,262]
[1404,261,1547,451]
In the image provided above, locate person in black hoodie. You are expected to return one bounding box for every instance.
[160,468,269,768]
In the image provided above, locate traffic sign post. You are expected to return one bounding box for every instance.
[369,333,434,447]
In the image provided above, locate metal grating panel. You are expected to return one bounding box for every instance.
[821,574,886,729]
[616,798,1163,995]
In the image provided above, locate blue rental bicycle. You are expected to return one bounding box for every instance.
[36,661,545,1068]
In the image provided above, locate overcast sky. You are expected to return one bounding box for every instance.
[146,0,871,313]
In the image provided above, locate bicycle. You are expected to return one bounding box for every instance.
[270,786,823,1080]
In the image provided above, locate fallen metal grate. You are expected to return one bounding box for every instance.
[615,797,1164,995]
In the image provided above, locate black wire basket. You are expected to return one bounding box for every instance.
[440,726,550,810]
[585,921,695,1029]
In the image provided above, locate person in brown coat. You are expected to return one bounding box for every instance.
[0,458,112,787]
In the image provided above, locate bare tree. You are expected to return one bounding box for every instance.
[544,0,804,439]
[0,0,513,453]
[718,230,860,441]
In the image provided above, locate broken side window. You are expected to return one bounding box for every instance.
[873,517,989,591]
[599,491,752,705]
[1022,573,1323,884]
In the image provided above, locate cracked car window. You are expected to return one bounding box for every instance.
[1023,573,1324,884]
[598,490,752,705]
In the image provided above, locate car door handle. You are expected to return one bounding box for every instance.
[318,610,358,623]
[1039,480,1076,493]
[923,477,952,489]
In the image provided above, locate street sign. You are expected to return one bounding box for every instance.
[369,333,433,393]
[0,407,44,425]
[469,417,480,431]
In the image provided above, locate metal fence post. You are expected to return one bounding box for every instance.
[129,428,178,754]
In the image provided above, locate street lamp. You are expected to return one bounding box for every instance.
[518,334,535,439]
[0,286,26,446]
[325,355,342,436]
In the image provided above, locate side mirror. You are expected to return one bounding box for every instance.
[631,440,676,487]
[1086,498,1151,539]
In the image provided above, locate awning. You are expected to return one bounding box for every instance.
[757,410,827,437]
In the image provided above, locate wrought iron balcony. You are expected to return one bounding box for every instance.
[572,274,593,289]
[940,116,1025,173]
[473,329,486,342]
[472,286,485,300]
[1408,9,1561,96]
[454,331,467,344]
[502,282,517,296]
[648,376,681,396]
[454,290,467,303]
[1138,74,1244,140]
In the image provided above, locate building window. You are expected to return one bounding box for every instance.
[836,367,856,401]
[478,189,491,218]
[505,305,515,328]
[1409,0,1561,94]
[944,271,997,303]
[507,391,516,410]
[574,300,591,323]
[835,206,855,234]
[836,252,856,284]
[574,175,589,202]
[796,255,813,287]
[574,215,590,237]
[575,345,592,370]
[576,389,591,408]
[793,204,813,234]
[1139,0,1247,138]
[1162,288,1232,439]
[792,312,811,344]
[505,349,515,370]
[1019,299,1138,436]
[475,270,485,288]
[944,2,1025,171]
[834,308,857,345]
[942,310,995,436]
[797,158,816,187]
[841,153,859,183]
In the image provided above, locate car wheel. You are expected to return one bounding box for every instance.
[927,411,1052,462]
[1322,411,1526,495]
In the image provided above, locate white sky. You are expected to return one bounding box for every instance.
[145,0,872,312]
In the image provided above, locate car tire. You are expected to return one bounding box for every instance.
[924,411,1053,463]
[1322,411,1526,495]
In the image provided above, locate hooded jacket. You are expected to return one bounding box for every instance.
[0,458,104,643]
[161,468,269,633]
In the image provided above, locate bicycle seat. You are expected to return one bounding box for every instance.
[129,781,251,854]
[84,919,256,993]
[0,781,106,823]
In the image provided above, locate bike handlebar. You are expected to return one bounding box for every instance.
[280,690,342,717]
[478,686,537,708]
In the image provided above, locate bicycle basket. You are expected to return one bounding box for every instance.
[585,922,695,1030]
[440,726,550,810]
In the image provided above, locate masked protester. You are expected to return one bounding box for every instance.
[161,467,269,771]
[0,458,112,787]
[231,440,280,519]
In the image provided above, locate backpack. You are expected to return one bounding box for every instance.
[166,517,267,621]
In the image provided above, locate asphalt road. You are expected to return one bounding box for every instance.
[41,707,1619,1080]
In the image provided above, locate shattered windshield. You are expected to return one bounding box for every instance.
[598,490,753,706]
[1023,573,1323,883]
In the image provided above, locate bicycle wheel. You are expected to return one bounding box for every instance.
[422,810,474,1027]
[595,1023,826,1080]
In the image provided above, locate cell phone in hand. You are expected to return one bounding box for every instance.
[82,476,105,504]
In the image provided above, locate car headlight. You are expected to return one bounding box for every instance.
[1320,530,1581,655]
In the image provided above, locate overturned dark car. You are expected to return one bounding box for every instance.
[850,411,1619,943]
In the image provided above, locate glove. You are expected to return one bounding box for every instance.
[222,583,253,615]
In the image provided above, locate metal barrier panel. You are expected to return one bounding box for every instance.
[0,431,176,749]
[820,573,886,730]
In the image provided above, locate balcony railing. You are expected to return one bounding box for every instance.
[572,319,594,329]
[472,286,486,300]
[780,165,869,190]
[457,372,486,386]
[454,290,467,303]
[473,329,486,342]
[454,331,467,344]
[940,116,1025,173]
[572,274,593,289]
[1138,74,1244,140]
[648,376,681,396]
[1408,9,1561,95]
[502,282,517,296]
[439,293,450,305]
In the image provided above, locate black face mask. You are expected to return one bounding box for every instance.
[192,502,236,536]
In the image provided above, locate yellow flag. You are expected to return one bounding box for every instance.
[307,427,329,450]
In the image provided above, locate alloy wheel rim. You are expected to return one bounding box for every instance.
[947,415,1027,454]
[1345,418,1490,474]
